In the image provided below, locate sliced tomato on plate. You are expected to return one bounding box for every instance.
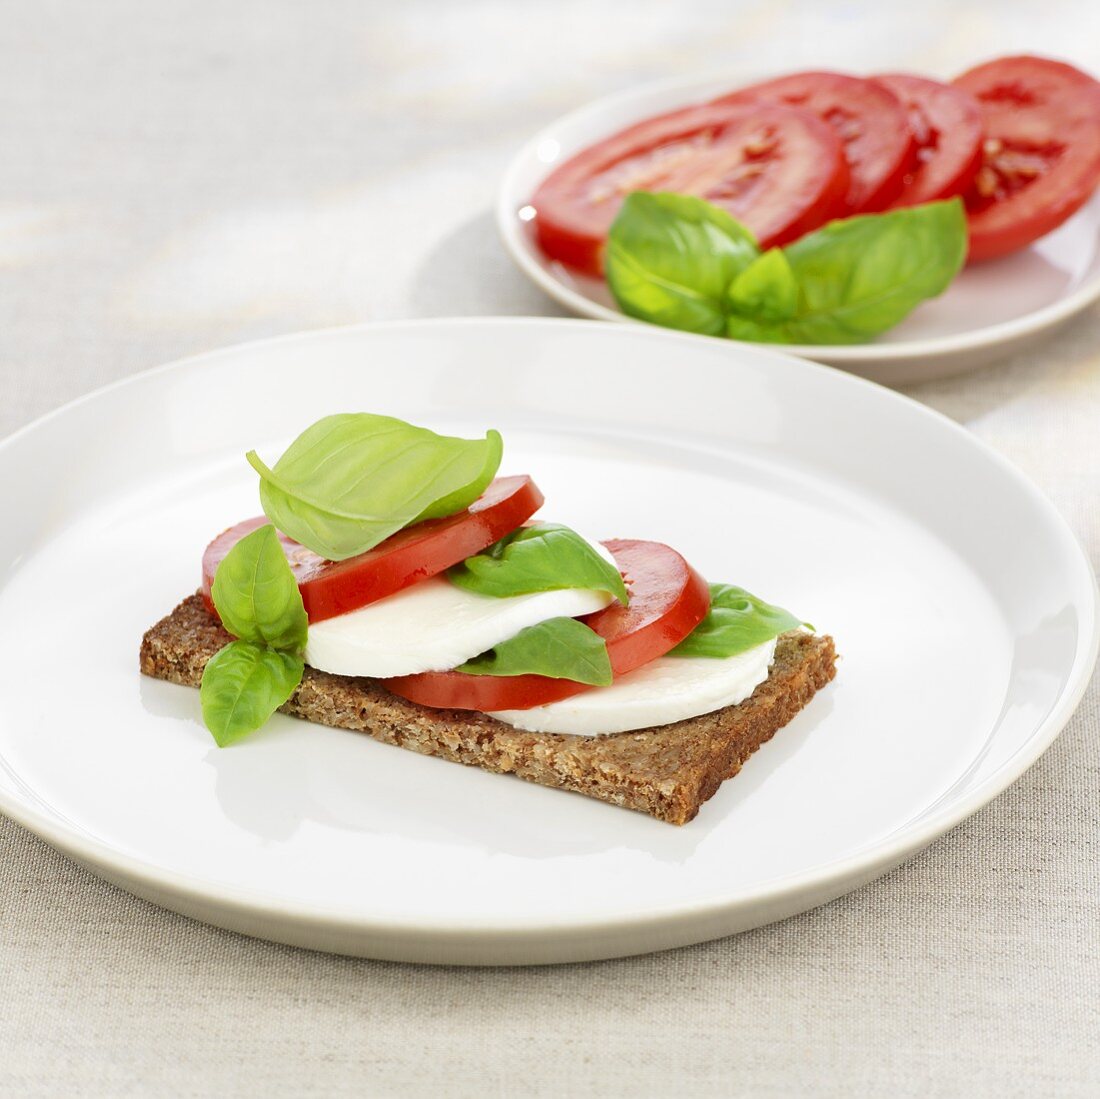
[383,538,711,712]
[953,55,1100,262]
[713,71,917,212]
[872,73,983,206]
[530,102,849,275]
[201,475,544,624]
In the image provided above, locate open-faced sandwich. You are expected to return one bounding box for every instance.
[140,413,836,824]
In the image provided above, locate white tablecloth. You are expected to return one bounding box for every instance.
[2,2,1098,1094]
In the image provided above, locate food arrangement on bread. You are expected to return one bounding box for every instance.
[526,56,1100,344]
[140,413,836,824]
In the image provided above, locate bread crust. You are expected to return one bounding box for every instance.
[140,594,836,825]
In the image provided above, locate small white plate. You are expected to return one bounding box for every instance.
[0,318,1095,965]
[497,73,1100,386]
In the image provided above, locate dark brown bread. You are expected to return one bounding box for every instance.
[140,594,836,825]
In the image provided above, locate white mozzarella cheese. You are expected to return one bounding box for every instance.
[488,638,777,736]
[304,535,618,678]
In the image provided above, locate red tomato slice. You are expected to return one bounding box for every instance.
[530,102,849,275]
[873,73,983,207]
[383,538,711,712]
[953,56,1100,262]
[202,475,544,624]
[714,71,917,212]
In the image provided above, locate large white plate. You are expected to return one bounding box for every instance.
[0,318,1095,965]
[497,72,1100,386]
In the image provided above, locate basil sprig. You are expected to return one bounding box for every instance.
[458,617,612,686]
[607,193,967,344]
[448,523,629,605]
[200,524,307,745]
[246,413,503,562]
[605,192,759,336]
[671,583,806,659]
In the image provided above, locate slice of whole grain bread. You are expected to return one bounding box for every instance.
[140,593,836,825]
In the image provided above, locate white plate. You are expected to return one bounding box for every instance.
[0,318,1095,965]
[497,72,1100,386]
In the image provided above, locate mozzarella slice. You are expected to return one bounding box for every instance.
[488,638,777,736]
[304,536,618,678]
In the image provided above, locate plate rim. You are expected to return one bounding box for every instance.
[496,69,1100,369]
[1,317,1096,952]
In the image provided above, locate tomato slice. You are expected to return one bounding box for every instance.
[530,102,849,275]
[873,73,983,207]
[201,475,544,623]
[713,71,917,212]
[953,56,1100,262]
[383,538,711,712]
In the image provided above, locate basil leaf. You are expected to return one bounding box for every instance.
[607,192,759,336]
[447,523,628,605]
[671,583,804,659]
[209,524,308,652]
[727,199,967,344]
[457,617,612,686]
[727,247,798,322]
[246,414,503,561]
[200,641,304,746]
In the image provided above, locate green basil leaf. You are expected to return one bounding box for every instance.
[457,617,612,686]
[200,641,304,746]
[447,523,628,605]
[246,414,503,561]
[727,198,967,344]
[606,192,759,336]
[671,583,804,659]
[210,524,308,652]
[727,247,798,322]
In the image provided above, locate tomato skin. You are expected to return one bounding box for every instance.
[714,71,917,212]
[872,73,983,207]
[589,539,711,678]
[531,102,849,276]
[954,56,1100,262]
[383,539,711,712]
[383,669,586,713]
[201,475,544,624]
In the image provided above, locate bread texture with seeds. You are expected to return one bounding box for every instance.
[140,593,836,825]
